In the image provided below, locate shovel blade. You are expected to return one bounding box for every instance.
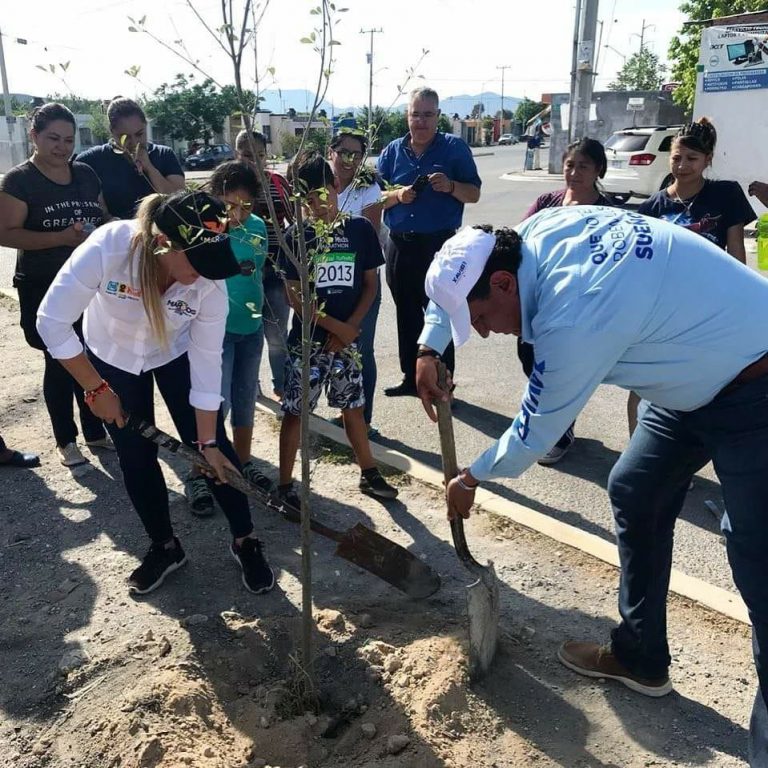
[465,561,500,681]
[335,523,441,599]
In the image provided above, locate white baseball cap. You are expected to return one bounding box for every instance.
[424,226,496,348]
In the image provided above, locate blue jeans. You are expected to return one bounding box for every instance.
[358,274,381,425]
[608,377,768,763]
[221,329,264,428]
[262,270,289,396]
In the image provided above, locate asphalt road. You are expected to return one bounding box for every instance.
[0,145,753,597]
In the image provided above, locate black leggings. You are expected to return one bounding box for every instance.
[17,280,106,447]
[89,351,254,545]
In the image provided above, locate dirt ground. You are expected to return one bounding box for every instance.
[0,296,756,768]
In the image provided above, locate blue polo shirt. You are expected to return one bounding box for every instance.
[377,132,481,234]
[77,142,184,220]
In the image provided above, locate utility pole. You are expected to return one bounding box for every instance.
[573,0,599,141]
[360,27,383,149]
[568,0,583,143]
[0,27,20,168]
[496,65,511,137]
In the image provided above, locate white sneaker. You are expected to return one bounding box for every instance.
[538,427,575,466]
[57,443,90,467]
[86,436,116,451]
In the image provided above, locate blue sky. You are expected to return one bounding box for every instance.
[3,0,686,107]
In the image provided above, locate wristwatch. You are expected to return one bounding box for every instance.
[416,347,441,359]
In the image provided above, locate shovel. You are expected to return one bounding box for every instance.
[124,415,441,600]
[434,363,499,680]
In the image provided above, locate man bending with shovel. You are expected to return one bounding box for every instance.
[415,207,768,766]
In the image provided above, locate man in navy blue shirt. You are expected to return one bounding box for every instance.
[377,87,481,396]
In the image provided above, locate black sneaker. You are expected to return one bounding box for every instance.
[360,469,399,499]
[383,379,417,397]
[185,475,215,516]
[129,537,187,594]
[230,537,275,594]
[275,483,301,521]
[242,461,273,493]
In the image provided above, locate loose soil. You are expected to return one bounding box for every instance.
[0,297,755,767]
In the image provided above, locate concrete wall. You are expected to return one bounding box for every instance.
[547,91,687,174]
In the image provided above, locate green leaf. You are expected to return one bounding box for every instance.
[329,40,341,46]
[138,15,146,25]
[35,65,47,72]
[300,37,313,44]
[128,26,138,32]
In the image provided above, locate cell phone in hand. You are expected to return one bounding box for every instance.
[412,174,430,194]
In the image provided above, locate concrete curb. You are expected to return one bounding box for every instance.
[254,399,749,626]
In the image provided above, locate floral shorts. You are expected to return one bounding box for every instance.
[281,342,364,416]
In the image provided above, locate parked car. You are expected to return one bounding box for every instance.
[498,133,518,146]
[601,126,682,203]
[184,143,235,171]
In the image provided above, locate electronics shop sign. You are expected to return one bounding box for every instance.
[701,26,768,92]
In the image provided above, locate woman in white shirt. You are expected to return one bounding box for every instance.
[36,189,275,596]
[329,130,383,430]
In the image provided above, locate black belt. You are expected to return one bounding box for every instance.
[720,352,768,395]
[390,229,456,242]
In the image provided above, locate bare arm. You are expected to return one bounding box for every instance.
[0,192,86,250]
[284,278,359,343]
[451,180,481,204]
[726,224,747,265]
[346,268,378,329]
[362,201,383,234]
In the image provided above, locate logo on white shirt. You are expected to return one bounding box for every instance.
[105,281,142,301]
[167,299,197,317]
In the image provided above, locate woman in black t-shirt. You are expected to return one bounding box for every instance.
[0,103,110,469]
[638,118,755,262]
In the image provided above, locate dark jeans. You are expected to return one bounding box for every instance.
[358,274,382,425]
[89,351,253,545]
[17,280,105,447]
[517,338,574,449]
[385,230,455,383]
[262,267,289,395]
[608,377,768,762]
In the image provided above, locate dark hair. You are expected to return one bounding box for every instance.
[330,130,368,153]
[107,97,146,129]
[288,150,335,196]
[674,117,717,155]
[30,102,75,133]
[467,225,524,302]
[563,137,607,178]
[235,129,267,151]
[209,161,261,199]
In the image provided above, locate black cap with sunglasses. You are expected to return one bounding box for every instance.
[153,190,241,281]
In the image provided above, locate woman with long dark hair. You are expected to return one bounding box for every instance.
[0,102,112,469]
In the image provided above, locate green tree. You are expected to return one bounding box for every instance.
[145,74,234,145]
[668,0,764,113]
[88,103,110,143]
[608,48,666,91]
[514,97,545,130]
[438,113,453,134]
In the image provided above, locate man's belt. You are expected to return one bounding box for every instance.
[390,229,456,242]
[721,352,768,395]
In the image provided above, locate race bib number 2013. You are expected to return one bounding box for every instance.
[315,251,355,287]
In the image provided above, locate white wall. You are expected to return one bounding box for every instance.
[694,25,768,216]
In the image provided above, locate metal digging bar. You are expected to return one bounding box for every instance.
[124,414,441,600]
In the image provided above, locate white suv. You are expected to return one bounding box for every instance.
[602,126,682,203]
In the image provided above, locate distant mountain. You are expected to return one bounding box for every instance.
[256,89,521,118]
[392,92,522,118]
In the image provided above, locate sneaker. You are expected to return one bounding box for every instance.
[185,475,215,517]
[557,641,673,697]
[383,379,417,397]
[360,469,399,499]
[275,483,301,521]
[537,427,575,466]
[129,537,187,594]
[230,537,275,594]
[85,436,116,451]
[242,461,273,493]
[57,442,90,468]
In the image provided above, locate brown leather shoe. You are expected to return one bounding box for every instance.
[557,641,673,697]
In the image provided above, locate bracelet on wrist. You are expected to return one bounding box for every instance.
[195,439,218,453]
[416,347,441,360]
[84,380,114,406]
[456,470,478,491]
